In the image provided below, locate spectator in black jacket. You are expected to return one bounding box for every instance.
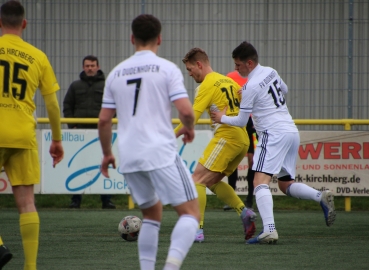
[63,55,115,209]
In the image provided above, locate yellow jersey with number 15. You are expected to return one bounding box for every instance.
[0,34,60,149]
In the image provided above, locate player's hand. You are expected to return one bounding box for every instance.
[176,126,195,143]
[175,126,187,138]
[101,155,116,178]
[182,128,195,143]
[210,106,227,124]
[238,88,243,96]
[49,140,64,168]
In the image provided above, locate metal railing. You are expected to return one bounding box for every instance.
[38,117,369,130]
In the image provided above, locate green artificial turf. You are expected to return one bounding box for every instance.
[1,208,368,269]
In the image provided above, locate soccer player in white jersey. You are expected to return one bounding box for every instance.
[98,14,200,269]
[211,41,336,244]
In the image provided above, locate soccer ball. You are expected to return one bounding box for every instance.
[118,216,142,242]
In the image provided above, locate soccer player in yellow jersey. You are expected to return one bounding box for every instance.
[174,47,256,242]
[0,1,64,269]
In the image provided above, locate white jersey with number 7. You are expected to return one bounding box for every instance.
[102,50,189,173]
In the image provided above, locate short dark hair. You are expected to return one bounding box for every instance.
[83,55,99,66]
[0,0,24,28]
[232,41,259,63]
[182,47,209,64]
[131,14,161,45]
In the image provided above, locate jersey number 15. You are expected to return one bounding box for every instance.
[0,60,28,100]
[268,79,285,108]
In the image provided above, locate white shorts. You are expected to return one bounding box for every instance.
[123,154,197,208]
[253,131,300,179]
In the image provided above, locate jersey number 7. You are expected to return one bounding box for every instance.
[127,78,142,116]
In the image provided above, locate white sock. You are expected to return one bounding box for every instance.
[255,184,276,233]
[287,183,321,202]
[138,219,160,270]
[163,215,199,270]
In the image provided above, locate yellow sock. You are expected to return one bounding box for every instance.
[196,183,207,229]
[0,236,3,245]
[20,212,40,270]
[210,181,245,215]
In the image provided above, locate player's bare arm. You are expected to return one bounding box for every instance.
[211,108,250,127]
[173,97,195,143]
[98,108,116,178]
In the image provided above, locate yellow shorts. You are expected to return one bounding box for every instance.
[198,126,249,176]
[0,148,40,186]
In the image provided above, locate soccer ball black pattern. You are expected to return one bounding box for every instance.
[121,231,140,242]
[118,216,142,242]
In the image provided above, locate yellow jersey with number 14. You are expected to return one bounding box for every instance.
[0,34,60,149]
[194,72,246,135]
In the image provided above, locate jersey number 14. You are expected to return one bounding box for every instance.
[221,86,240,112]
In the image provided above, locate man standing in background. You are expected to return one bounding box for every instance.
[0,1,64,269]
[63,55,115,209]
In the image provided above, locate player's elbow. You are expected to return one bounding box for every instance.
[180,106,194,119]
[98,115,111,129]
[98,118,111,131]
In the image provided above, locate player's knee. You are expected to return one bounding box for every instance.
[186,201,201,221]
[192,174,202,184]
[140,199,161,220]
[175,199,200,221]
[278,185,288,195]
[191,169,203,183]
[193,171,221,187]
[277,176,294,194]
[253,171,272,186]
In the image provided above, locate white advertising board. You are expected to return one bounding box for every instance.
[296,131,369,196]
[41,130,126,194]
[1,130,368,197]
[40,130,212,195]
[234,131,369,196]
